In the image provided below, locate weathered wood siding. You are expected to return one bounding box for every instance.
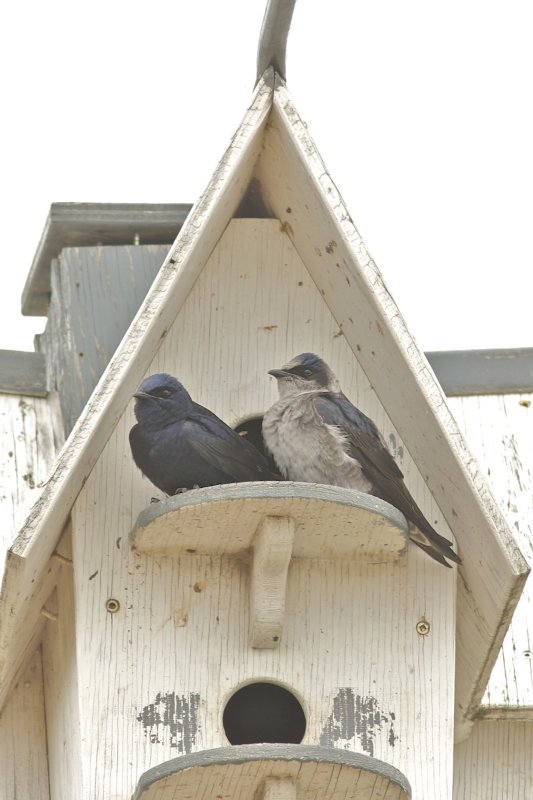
[71,220,456,800]
[0,648,50,799]
[0,391,64,576]
[448,393,533,711]
[41,528,82,800]
[454,720,533,798]
[38,245,169,435]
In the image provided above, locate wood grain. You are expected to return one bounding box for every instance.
[69,220,456,799]
[131,483,408,560]
[250,515,294,648]
[454,720,533,798]
[132,745,411,800]
[449,393,533,713]
[0,648,50,799]
[0,391,64,576]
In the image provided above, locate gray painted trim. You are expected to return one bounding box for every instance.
[2,347,533,399]
[0,351,47,397]
[475,705,533,722]
[21,203,192,316]
[131,744,412,800]
[131,480,409,540]
[256,0,297,83]
[426,348,533,396]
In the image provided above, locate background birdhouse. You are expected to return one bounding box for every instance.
[0,59,531,800]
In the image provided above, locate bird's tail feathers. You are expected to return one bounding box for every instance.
[411,538,453,567]
[410,527,462,566]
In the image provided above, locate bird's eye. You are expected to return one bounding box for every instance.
[158,388,172,398]
[303,369,313,377]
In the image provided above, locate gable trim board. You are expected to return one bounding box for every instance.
[0,69,528,739]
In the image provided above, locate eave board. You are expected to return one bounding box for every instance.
[21,202,192,316]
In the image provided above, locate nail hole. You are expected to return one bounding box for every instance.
[105,598,120,613]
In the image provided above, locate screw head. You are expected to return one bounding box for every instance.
[416,619,430,636]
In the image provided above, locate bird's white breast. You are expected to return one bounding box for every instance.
[263,393,373,492]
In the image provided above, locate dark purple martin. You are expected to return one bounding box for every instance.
[130,373,280,494]
[263,353,461,567]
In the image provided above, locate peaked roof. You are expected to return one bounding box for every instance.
[0,69,528,736]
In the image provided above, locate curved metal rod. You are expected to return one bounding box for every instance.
[256,0,298,84]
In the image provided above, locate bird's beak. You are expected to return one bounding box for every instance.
[133,391,152,400]
[268,369,290,378]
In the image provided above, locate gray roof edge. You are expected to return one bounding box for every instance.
[3,347,533,399]
[425,348,533,396]
[0,351,47,397]
[21,202,193,317]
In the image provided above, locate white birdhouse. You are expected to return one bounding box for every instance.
[0,66,528,800]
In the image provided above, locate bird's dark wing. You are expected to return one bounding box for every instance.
[187,407,280,482]
[313,392,404,482]
[313,392,460,564]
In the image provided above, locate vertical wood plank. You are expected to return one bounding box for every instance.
[42,527,82,800]
[41,245,169,435]
[448,393,533,710]
[0,392,64,576]
[0,648,50,800]
[454,720,533,798]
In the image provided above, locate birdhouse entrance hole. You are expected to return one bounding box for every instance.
[223,682,306,745]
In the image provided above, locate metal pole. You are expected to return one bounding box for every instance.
[256,0,297,84]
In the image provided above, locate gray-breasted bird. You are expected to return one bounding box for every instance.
[130,373,280,494]
[263,353,461,567]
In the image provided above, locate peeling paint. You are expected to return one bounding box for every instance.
[137,692,201,752]
[320,688,398,757]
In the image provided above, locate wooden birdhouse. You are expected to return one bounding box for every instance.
[0,64,529,800]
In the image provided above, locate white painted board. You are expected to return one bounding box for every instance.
[0,648,50,800]
[454,719,533,798]
[448,393,533,712]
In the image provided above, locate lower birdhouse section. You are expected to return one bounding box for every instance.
[131,745,411,800]
[68,453,456,800]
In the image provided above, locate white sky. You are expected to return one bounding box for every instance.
[1,0,532,353]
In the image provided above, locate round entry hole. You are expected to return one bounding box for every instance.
[223,682,306,745]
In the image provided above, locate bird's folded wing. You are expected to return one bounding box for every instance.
[314,393,456,552]
[314,393,405,480]
[189,435,274,482]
